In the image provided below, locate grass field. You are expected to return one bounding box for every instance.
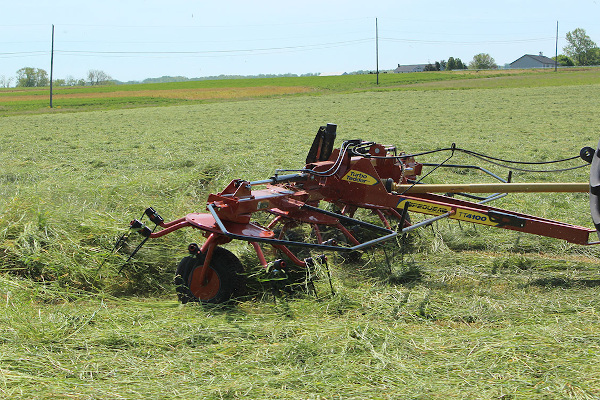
[2,67,599,115]
[2,68,600,399]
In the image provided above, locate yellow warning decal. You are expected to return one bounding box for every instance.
[341,170,379,186]
[397,199,499,226]
[397,199,451,216]
[453,209,497,226]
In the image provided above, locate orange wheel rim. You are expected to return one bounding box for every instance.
[189,267,220,301]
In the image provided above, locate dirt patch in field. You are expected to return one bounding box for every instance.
[0,86,314,102]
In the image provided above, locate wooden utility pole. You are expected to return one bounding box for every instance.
[50,24,54,108]
[376,18,379,85]
[555,21,559,72]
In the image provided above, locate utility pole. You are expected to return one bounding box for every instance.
[376,18,379,85]
[50,24,54,108]
[555,21,559,72]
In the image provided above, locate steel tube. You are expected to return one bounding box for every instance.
[205,203,397,252]
[393,182,588,194]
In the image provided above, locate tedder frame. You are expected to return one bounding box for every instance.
[115,123,600,303]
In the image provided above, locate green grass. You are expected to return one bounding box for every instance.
[2,68,599,115]
[1,70,600,398]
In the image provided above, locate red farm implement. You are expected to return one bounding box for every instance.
[115,123,600,303]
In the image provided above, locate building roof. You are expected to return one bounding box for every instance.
[510,54,556,65]
[394,64,427,73]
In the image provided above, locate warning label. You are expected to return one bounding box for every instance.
[397,199,450,216]
[397,199,498,226]
[341,170,379,186]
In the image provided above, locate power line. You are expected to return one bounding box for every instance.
[0,35,559,60]
[0,51,47,58]
[51,39,374,57]
[380,36,559,45]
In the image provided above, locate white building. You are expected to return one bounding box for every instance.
[510,53,556,69]
[393,64,427,73]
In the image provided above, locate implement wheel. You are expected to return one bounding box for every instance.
[174,247,244,304]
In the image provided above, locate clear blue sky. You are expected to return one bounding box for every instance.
[1,0,599,83]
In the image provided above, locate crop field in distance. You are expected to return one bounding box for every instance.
[1,68,600,399]
[1,67,599,115]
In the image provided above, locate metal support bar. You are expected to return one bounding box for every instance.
[250,173,308,186]
[206,203,397,252]
[400,211,454,233]
[393,182,588,194]
[399,192,506,234]
[478,193,508,205]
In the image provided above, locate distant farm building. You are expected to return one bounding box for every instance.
[394,64,427,73]
[318,72,347,76]
[510,53,556,69]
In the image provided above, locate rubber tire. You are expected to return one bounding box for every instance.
[174,247,244,304]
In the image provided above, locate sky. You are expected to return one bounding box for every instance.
[1,0,599,83]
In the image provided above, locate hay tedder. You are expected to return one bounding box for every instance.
[115,123,600,303]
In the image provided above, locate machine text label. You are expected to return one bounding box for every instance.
[341,170,379,186]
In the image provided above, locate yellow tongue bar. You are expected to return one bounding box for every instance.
[391,182,588,194]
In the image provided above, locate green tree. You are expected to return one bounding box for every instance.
[16,67,49,87]
[588,47,600,66]
[0,75,12,88]
[554,54,574,66]
[563,28,599,66]
[16,67,36,87]
[87,69,113,86]
[446,57,467,70]
[447,57,456,70]
[469,53,497,69]
[455,58,467,69]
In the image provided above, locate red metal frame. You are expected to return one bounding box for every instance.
[125,136,596,292]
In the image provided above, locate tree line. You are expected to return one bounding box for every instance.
[423,53,499,71]
[424,57,468,71]
[423,27,599,71]
[0,68,113,88]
